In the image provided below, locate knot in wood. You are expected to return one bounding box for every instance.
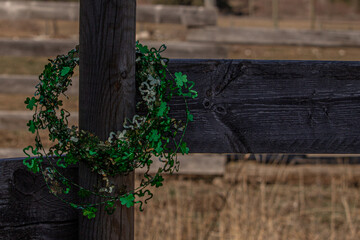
[13,169,38,196]
[121,71,127,79]
[215,105,227,115]
[203,98,212,109]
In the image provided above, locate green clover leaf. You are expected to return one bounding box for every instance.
[180,142,189,155]
[120,193,135,208]
[149,129,160,142]
[82,207,97,219]
[60,67,71,77]
[157,101,167,117]
[174,72,187,88]
[137,43,149,54]
[25,97,37,110]
[151,174,164,188]
[89,150,97,156]
[187,113,194,122]
[155,141,163,154]
[105,201,116,215]
[23,146,40,173]
[27,120,36,134]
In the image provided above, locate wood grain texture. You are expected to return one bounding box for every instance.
[187,27,360,47]
[79,0,135,239]
[0,158,77,240]
[0,38,227,59]
[0,1,216,26]
[0,75,79,95]
[167,59,360,153]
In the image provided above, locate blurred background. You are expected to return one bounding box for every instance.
[1,0,360,239]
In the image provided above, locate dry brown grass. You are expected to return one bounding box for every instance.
[135,161,360,240]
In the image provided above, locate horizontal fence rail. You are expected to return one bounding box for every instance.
[0,60,359,153]
[0,157,78,239]
[187,27,360,47]
[0,38,227,58]
[1,59,360,238]
[0,60,360,153]
[167,59,360,153]
[2,154,360,238]
[0,1,217,27]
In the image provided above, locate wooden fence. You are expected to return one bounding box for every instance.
[1,58,360,238]
[1,0,360,239]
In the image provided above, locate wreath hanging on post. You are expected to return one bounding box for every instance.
[23,42,197,219]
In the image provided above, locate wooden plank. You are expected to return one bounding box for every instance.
[0,75,79,95]
[0,1,216,27]
[0,149,23,158]
[0,111,78,130]
[2,60,360,154]
[0,38,77,57]
[0,157,77,239]
[166,59,360,153]
[0,153,226,175]
[137,5,217,27]
[187,27,360,47]
[0,1,79,21]
[79,0,135,239]
[0,38,227,58]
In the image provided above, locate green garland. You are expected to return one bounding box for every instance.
[23,42,197,219]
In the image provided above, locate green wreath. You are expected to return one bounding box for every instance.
[23,42,197,219]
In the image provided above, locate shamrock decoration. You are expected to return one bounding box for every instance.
[23,42,197,219]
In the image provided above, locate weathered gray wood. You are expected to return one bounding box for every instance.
[2,60,360,153]
[167,59,360,153]
[187,27,360,47]
[0,1,216,27]
[0,38,227,58]
[0,157,77,239]
[79,0,135,239]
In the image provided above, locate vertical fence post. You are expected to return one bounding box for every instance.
[272,0,279,29]
[79,0,136,239]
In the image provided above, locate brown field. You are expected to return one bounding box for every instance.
[1,13,360,240]
[134,161,360,240]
